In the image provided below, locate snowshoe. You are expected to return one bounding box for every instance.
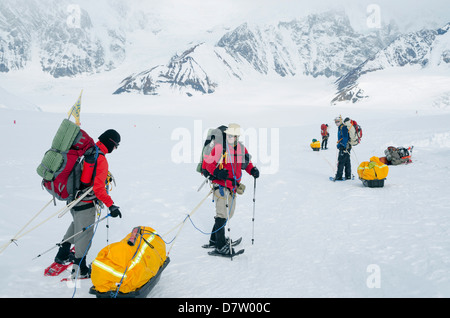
[44,261,73,277]
[330,175,354,182]
[61,275,91,282]
[208,244,244,258]
[45,247,75,277]
[202,237,242,249]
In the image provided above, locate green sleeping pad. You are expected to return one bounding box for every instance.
[36,119,80,181]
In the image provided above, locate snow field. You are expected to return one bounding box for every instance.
[1,86,450,297]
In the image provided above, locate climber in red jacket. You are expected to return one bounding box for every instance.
[54,129,122,278]
[204,123,259,256]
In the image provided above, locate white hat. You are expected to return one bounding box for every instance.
[334,116,342,125]
[225,123,241,136]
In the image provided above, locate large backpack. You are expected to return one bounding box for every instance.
[196,125,228,180]
[348,120,362,146]
[384,146,413,165]
[320,124,328,137]
[36,119,95,203]
[196,125,251,180]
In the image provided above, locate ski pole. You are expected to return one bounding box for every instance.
[251,178,256,245]
[226,191,233,261]
[32,214,111,260]
[197,178,208,192]
[346,147,359,179]
[0,198,53,255]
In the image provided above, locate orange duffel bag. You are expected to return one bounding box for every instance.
[357,156,389,188]
[90,226,169,298]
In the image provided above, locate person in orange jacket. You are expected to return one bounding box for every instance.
[54,129,122,278]
[204,123,259,256]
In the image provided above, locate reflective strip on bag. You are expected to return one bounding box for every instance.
[92,260,126,280]
[128,233,157,271]
[92,231,157,280]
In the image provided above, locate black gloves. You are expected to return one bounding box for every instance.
[214,167,259,179]
[213,168,229,180]
[250,167,260,178]
[109,205,122,218]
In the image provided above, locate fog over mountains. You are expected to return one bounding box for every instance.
[1,0,449,103]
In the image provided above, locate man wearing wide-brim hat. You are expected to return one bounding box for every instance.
[204,123,259,256]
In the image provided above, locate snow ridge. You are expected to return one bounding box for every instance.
[333,22,450,104]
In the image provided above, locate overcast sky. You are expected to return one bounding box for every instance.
[149,0,450,31]
[71,0,450,35]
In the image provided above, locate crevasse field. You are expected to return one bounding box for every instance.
[1,62,450,298]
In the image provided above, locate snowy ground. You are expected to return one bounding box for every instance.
[1,66,450,299]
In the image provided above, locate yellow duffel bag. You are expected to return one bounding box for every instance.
[91,226,167,295]
[310,139,320,151]
[357,156,389,187]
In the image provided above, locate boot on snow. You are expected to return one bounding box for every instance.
[71,257,91,279]
[54,242,74,264]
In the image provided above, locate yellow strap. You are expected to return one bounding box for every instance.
[105,171,113,192]
[219,152,227,169]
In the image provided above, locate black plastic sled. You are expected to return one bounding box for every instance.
[89,257,170,298]
[361,179,385,188]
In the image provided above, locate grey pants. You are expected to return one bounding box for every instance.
[63,202,96,259]
[214,187,237,219]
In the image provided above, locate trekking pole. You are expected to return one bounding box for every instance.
[0,198,53,255]
[32,214,111,260]
[197,178,208,192]
[251,178,256,245]
[226,191,233,261]
[351,148,359,179]
[332,147,339,181]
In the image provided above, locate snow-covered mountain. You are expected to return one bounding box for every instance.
[0,0,129,77]
[333,22,450,104]
[2,1,449,101]
[114,11,399,96]
[113,43,218,96]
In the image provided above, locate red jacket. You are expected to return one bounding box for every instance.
[205,142,254,191]
[82,141,114,207]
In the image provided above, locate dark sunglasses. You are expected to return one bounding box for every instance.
[109,138,120,148]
